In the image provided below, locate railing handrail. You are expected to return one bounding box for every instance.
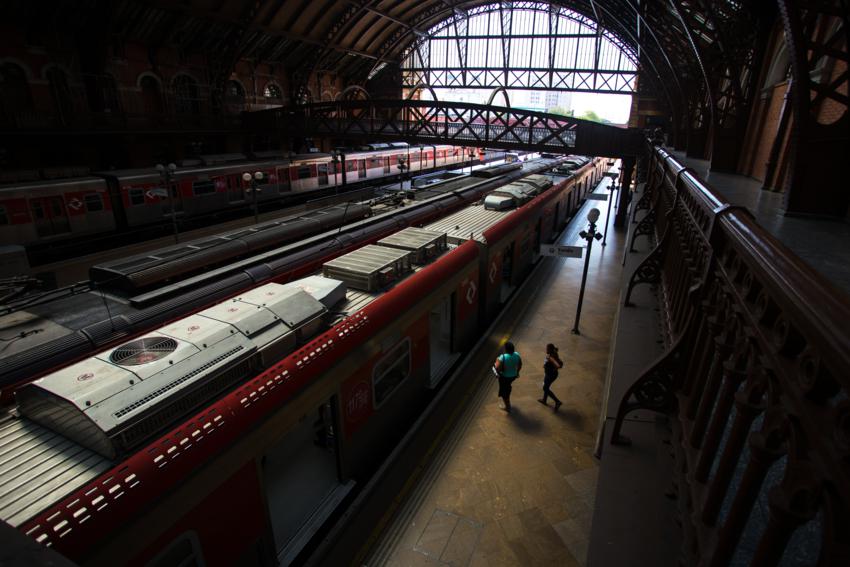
[616,142,850,566]
[653,145,850,381]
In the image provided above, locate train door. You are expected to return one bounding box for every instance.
[552,202,561,237]
[383,157,390,175]
[29,196,70,237]
[227,174,245,202]
[263,397,351,564]
[428,294,455,387]
[500,242,515,303]
[163,181,183,214]
[318,163,329,186]
[357,159,366,180]
[533,219,542,262]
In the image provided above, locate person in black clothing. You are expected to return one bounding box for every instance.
[538,343,564,411]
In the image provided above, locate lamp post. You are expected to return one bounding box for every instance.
[242,171,264,224]
[397,154,408,193]
[571,208,603,335]
[330,151,342,196]
[155,162,179,244]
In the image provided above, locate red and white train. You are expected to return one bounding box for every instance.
[0,144,487,246]
[3,157,605,566]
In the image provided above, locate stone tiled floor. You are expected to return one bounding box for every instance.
[374,174,628,567]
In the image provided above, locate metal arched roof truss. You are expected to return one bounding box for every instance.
[400,3,639,94]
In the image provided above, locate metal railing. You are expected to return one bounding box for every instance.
[612,145,850,566]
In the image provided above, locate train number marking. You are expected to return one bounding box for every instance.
[466,281,477,304]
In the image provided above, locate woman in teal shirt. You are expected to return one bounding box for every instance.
[494,342,522,412]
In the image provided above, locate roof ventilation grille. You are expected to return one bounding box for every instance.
[109,337,178,366]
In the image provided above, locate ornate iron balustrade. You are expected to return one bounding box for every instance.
[245,100,643,157]
[613,146,850,565]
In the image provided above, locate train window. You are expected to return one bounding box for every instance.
[192,180,216,196]
[147,531,205,567]
[0,205,7,225]
[297,165,312,180]
[84,193,104,212]
[129,188,145,205]
[317,164,328,186]
[345,160,356,173]
[368,158,383,169]
[372,338,411,408]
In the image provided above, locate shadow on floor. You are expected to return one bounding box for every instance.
[553,407,586,428]
[505,406,543,433]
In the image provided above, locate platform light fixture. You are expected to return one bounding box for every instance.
[573,208,603,335]
[243,171,264,224]
[155,162,180,244]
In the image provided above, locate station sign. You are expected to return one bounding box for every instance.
[540,245,584,258]
[587,193,609,201]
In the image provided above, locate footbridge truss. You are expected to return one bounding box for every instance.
[246,100,643,157]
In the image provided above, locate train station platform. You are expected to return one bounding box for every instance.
[362,166,629,566]
[670,150,850,297]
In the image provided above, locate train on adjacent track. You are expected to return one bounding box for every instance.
[0,155,605,566]
[0,144,489,246]
[0,158,599,395]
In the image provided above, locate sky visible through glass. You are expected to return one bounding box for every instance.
[403,4,635,124]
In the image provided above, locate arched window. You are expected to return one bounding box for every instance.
[140,75,163,114]
[263,83,282,100]
[173,75,200,115]
[225,80,245,106]
[46,67,72,123]
[0,63,33,116]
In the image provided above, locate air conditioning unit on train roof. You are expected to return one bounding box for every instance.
[280,275,347,309]
[322,245,412,292]
[377,227,447,264]
[17,318,256,460]
[16,284,331,460]
[228,285,327,347]
[484,184,535,211]
[514,174,553,192]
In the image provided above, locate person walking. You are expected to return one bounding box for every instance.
[538,343,564,411]
[494,342,522,413]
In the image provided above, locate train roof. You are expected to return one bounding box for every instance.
[0,176,107,195]
[424,204,514,244]
[0,155,590,532]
